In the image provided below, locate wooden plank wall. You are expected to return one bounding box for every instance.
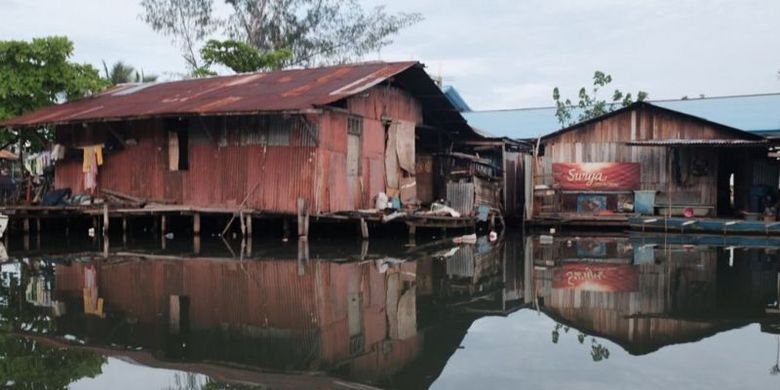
[538,106,751,209]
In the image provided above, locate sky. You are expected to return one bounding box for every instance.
[1,0,779,110]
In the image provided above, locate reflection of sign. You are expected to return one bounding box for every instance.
[553,163,640,191]
[552,263,638,292]
[577,195,607,213]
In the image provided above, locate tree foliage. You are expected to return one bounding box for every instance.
[223,0,423,66]
[0,37,107,149]
[140,0,219,70]
[0,264,106,388]
[198,39,291,75]
[0,37,106,123]
[102,60,159,84]
[140,0,423,74]
[552,71,648,128]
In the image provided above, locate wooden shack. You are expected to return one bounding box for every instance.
[0,61,491,236]
[528,102,772,225]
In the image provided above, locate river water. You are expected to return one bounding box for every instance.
[1,232,780,389]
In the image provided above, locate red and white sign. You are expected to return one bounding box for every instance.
[552,263,639,292]
[552,162,640,191]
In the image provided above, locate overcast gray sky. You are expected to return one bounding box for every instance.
[1,0,778,110]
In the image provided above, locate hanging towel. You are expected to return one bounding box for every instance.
[82,147,92,173]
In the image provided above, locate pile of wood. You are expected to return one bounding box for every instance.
[101,189,175,208]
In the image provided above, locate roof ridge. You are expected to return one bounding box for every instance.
[469,91,780,113]
[116,60,419,86]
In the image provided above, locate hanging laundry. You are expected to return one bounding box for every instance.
[81,145,104,173]
[51,144,66,161]
[81,145,104,193]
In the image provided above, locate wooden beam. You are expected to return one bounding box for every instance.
[106,124,127,148]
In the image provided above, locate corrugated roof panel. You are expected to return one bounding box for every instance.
[463,93,780,139]
[1,61,418,127]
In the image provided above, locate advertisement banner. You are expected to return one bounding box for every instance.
[552,263,639,292]
[552,162,640,191]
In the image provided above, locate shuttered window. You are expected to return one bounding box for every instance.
[346,116,363,176]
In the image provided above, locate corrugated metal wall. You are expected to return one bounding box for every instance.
[446,182,475,215]
[53,86,424,214]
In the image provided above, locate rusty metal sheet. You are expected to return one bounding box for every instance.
[446,181,475,215]
[2,62,419,127]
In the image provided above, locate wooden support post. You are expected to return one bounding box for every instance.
[283,218,291,241]
[102,205,109,237]
[65,217,70,237]
[297,237,309,276]
[193,235,201,255]
[297,198,308,237]
[408,224,416,247]
[22,218,30,234]
[192,213,201,236]
[122,217,128,246]
[245,214,252,236]
[160,214,167,250]
[91,217,98,243]
[35,218,41,235]
[23,234,29,251]
[360,218,369,239]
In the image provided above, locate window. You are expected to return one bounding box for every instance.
[167,119,189,171]
[346,116,363,176]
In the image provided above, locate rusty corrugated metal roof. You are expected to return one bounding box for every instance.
[1,61,420,127]
[625,139,769,147]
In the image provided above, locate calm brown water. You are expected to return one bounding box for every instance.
[2,232,780,389]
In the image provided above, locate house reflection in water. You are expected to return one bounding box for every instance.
[3,235,519,388]
[6,233,780,388]
[526,234,780,355]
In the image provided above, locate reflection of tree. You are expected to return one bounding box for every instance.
[0,335,105,389]
[551,322,610,362]
[201,382,269,390]
[0,263,107,388]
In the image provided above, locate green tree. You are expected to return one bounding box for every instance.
[102,60,159,84]
[140,0,423,73]
[0,37,107,149]
[197,39,291,75]
[552,71,648,128]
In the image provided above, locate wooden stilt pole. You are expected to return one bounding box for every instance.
[193,235,201,255]
[245,214,252,236]
[22,218,30,234]
[192,212,201,235]
[122,217,128,246]
[297,198,308,237]
[283,218,291,241]
[102,205,109,237]
[360,218,369,239]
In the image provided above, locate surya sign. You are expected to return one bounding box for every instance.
[552,263,639,292]
[552,162,640,191]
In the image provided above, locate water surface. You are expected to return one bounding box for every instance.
[2,232,779,389]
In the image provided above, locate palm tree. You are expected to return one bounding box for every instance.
[102,60,158,84]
